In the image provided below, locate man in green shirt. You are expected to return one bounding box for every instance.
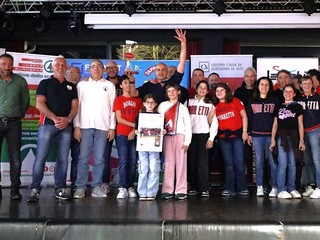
[0,53,30,200]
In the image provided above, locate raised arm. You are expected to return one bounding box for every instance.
[175,29,187,74]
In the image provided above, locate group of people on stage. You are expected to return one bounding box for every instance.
[1,28,320,202]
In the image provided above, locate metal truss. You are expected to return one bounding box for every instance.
[0,0,319,14]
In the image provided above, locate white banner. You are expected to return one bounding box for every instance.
[190,55,253,92]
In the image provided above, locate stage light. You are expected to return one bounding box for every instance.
[122,1,137,17]
[40,2,54,19]
[303,0,316,16]
[214,0,226,16]
[68,12,82,35]
[34,14,51,34]
[1,14,14,32]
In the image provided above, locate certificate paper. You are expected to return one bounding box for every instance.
[136,113,164,152]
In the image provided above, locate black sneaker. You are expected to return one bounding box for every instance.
[27,189,40,202]
[187,190,198,196]
[10,188,22,200]
[55,188,70,200]
[161,192,174,200]
[175,193,187,200]
[201,191,210,198]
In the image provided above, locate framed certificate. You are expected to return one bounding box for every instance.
[136,113,164,152]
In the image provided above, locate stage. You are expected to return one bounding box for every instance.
[0,186,320,240]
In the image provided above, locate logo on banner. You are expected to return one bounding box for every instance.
[199,62,209,72]
[44,60,54,73]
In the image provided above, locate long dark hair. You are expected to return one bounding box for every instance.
[212,82,233,104]
[253,76,274,100]
[195,80,212,104]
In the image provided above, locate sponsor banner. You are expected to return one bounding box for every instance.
[190,55,253,92]
[257,58,318,83]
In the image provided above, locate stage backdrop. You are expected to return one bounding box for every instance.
[190,55,253,92]
[256,57,319,83]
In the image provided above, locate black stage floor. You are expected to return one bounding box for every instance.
[1,186,320,240]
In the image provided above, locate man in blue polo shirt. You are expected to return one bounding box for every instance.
[0,53,30,200]
[27,56,78,202]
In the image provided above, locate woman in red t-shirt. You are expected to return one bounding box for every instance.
[213,82,249,196]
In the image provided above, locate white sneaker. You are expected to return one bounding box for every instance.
[290,190,302,199]
[128,187,137,198]
[101,183,110,194]
[268,187,278,198]
[91,186,107,198]
[256,186,264,197]
[310,188,320,199]
[73,188,85,199]
[302,185,314,197]
[277,191,292,199]
[117,188,128,199]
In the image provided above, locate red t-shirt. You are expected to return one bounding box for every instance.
[215,97,244,131]
[113,95,142,136]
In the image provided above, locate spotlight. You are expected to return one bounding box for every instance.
[34,14,51,34]
[303,0,316,16]
[123,1,137,17]
[68,12,82,35]
[40,2,54,19]
[213,0,226,16]
[1,14,14,32]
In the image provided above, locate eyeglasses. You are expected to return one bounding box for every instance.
[145,101,156,104]
[90,64,103,69]
[106,67,118,71]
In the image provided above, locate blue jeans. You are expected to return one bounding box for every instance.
[304,128,320,187]
[76,129,108,189]
[219,137,247,193]
[116,134,137,189]
[276,136,296,192]
[137,151,160,197]
[252,136,277,187]
[31,124,72,190]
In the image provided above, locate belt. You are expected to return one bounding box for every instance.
[0,117,20,122]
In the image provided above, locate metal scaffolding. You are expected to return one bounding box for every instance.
[0,0,319,14]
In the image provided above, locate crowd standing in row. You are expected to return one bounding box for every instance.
[1,29,320,202]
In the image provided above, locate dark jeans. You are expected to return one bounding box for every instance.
[70,136,80,188]
[0,119,22,189]
[187,133,210,192]
[102,139,113,184]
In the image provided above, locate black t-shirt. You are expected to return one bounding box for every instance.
[274,101,303,130]
[36,77,78,125]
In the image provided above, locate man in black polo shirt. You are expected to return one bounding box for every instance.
[27,56,78,202]
[129,29,187,104]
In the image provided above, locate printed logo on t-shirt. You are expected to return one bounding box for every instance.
[67,85,72,90]
[279,108,296,119]
[123,100,137,108]
[217,111,235,120]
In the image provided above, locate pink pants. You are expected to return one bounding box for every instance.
[162,134,187,194]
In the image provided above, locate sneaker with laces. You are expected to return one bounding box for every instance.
[310,188,320,199]
[73,188,85,199]
[55,188,70,200]
[175,193,187,200]
[139,195,147,201]
[302,185,314,197]
[188,190,198,196]
[128,187,137,198]
[201,191,210,197]
[101,183,110,194]
[27,189,40,202]
[147,196,155,201]
[117,188,128,199]
[92,186,107,198]
[277,191,292,199]
[161,192,174,200]
[290,190,302,199]
[221,190,232,196]
[256,186,264,197]
[268,187,278,198]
